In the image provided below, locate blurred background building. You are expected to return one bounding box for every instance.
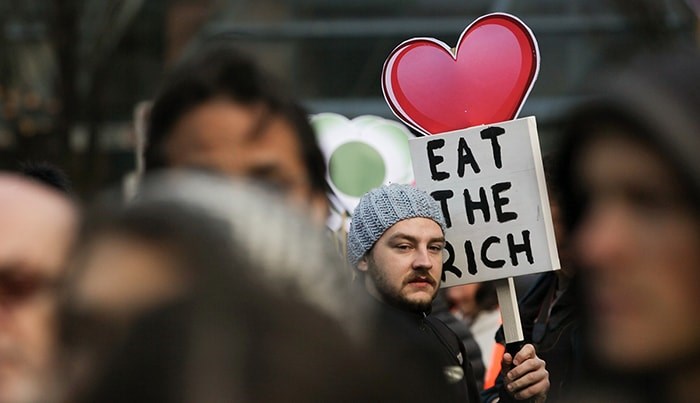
[0,0,697,196]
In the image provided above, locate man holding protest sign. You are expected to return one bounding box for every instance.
[347,183,549,402]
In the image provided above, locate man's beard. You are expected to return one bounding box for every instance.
[366,259,438,314]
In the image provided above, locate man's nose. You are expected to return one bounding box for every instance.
[412,247,433,270]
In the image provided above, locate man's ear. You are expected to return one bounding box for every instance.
[357,254,369,272]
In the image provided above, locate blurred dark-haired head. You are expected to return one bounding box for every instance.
[558,47,700,229]
[144,43,329,224]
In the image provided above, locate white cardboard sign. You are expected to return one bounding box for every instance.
[409,116,560,287]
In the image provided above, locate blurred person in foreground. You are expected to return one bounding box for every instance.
[144,42,329,225]
[0,174,78,403]
[59,173,439,403]
[347,183,550,402]
[556,48,700,402]
[483,156,582,402]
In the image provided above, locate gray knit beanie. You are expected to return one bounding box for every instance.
[346,183,446,268]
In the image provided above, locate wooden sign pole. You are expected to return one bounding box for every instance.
[495,276,524,355]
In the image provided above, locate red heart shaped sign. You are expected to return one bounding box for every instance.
[382,13,539,135]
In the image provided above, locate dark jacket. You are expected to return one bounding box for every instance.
[482,272,582,402]
[370,298,482,403]
[432,291,486,390]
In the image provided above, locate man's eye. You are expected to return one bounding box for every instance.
[394,244,411,251]
[429,245,444,252]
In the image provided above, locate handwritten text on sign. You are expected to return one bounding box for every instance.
[409,116,560,287]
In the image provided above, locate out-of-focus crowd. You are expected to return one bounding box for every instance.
[1,42,699,403]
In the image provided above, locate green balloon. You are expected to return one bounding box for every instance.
[329,141,385,197]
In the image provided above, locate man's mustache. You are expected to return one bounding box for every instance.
[405,272,437,287]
